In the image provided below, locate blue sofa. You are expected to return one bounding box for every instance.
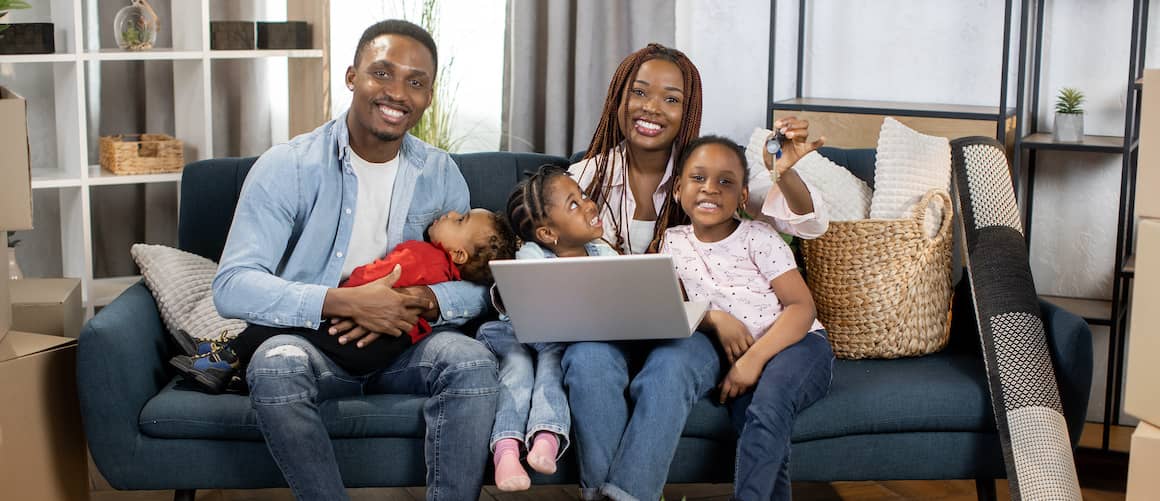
[77,148,1093,500]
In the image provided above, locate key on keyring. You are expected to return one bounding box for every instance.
[765,130,784,160]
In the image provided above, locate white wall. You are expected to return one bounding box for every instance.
[678,0,1158,300]
[678,0,1159,423]
[329,0,505,152]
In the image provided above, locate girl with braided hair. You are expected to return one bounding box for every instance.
[476,165,618,491]
[560,43,829,501]
[568,43,829,256]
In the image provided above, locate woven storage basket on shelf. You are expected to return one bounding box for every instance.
[99,134,184,175]
[801,189,954,359]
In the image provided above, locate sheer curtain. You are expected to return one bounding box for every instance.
[501,0,675,156]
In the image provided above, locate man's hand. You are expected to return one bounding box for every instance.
[322,264,432,347]
[709,310,756,364]
[718,354,763,404]
[764,116,826,176]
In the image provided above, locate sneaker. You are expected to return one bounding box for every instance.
[169,329,233,357]
[195,331,233,356]
[169,329,199,357]
[169,346,240,394]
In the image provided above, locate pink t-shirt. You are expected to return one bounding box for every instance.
[662,220,824,340]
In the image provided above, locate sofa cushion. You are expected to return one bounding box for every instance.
[178,157,257,262]
[143,349,994,442]
[140,379,428,440]
[451,152,570,213]
[130,244,247,344]
[682,349,993,443]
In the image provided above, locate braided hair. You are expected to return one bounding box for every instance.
[577,43,703,254]
[506,165,572,246]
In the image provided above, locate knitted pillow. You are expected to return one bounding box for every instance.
[746,128,871,221]
[951,137,1080,500]
[130,244,246,344]
[871,118,951,236]
[793,153,872,222]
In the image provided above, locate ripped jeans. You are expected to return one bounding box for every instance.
[246,331,499,501]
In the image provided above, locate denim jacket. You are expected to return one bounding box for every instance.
[212,112,487,330]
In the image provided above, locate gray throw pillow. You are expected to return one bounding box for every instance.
[130,244,246,344]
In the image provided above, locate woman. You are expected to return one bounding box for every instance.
[561,42,832,500]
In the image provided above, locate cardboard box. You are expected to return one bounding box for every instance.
[1139,69,1160,219]
[0,86,33,230]
[1128,421,1160,501]
[1127,218,1160,424]
[0,331,89,500]
[10,279,82,338]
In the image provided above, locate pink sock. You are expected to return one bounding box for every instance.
[493,438,530,491]
[526,431,560,475]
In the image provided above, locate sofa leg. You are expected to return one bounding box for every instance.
[174,489,196,501]
[975,478,997,501]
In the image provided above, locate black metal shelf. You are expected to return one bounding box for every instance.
[1014,0,1149,453]
[1041,295,1113,325]
[765,0,1016,142]
[771,97,1015,122]
[1020,133,1125,153]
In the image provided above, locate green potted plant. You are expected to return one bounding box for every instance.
[1054,87,1085,142]
[0,0,32,34]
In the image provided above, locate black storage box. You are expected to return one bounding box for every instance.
[0,23,55,54]
[210,21,255,50]
[256,21,310,49]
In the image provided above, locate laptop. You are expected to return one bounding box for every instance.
[489,254,710,343]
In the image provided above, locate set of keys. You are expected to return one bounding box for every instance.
[765,130,785,160]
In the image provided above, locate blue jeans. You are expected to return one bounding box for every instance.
[245,331,499,501]
[561,332,721,501]
[476,321,571,454]
[729,329,834,501]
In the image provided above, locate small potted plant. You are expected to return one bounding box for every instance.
[113,0,159,51]
[1054,87,1085,142]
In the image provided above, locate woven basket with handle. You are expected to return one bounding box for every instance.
[801,189,954,359]
[99,134,184,175]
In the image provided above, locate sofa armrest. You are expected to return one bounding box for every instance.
[1040,299,1093,448]
[77,282,172,486]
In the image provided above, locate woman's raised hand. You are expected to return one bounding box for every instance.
[764,116,826,176]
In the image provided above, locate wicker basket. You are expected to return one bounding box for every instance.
[99,134,184,175]
[801,189,954,359]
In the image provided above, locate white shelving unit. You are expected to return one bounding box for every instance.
[1,0,329,316]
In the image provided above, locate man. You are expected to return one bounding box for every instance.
[212,20,497,500]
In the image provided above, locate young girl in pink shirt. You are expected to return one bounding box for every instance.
[662,135,835,501]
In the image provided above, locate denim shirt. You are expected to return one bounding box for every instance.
[513,240,620,260]
[212,112,487,330]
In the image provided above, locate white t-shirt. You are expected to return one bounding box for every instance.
[628,219,656,255]
[662,220,825,339]
[341,151,400,279]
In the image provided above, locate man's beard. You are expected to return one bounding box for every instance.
[373,129,403,142]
